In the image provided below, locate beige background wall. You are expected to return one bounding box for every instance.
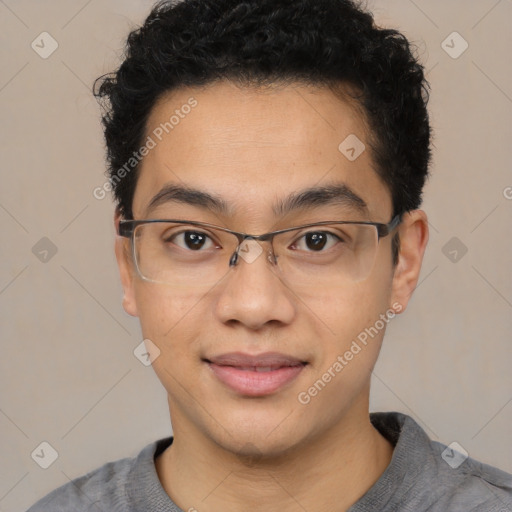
[1,0,511,510]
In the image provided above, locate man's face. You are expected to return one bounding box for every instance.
[116,81,417,457]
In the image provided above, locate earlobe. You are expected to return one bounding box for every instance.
[114,213,139,318]
[390,210,429,313]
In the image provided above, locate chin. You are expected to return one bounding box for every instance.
[204,408,310,460]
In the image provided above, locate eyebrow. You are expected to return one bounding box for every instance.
[274,184,368,217]
[144,182,368,218]
[146,184,232,217]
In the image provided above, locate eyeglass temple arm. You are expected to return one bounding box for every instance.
[377,214,402,238]
[118,221,134,238]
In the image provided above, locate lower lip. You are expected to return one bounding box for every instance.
[207,362,306,396]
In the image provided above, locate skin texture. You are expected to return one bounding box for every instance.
[115,81,429,512]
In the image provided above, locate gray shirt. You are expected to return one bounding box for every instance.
[26,412,512,511]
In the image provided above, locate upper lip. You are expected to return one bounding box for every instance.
[205,352,307,367]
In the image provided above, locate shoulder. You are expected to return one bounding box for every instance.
[368,412,512,511]
[428,438,512,511]
[26,453,137,512]
[26,437,172,512]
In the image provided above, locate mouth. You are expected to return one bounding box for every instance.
[203,352,308,397]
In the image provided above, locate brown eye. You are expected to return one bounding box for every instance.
[167,231,215,251]
[292,231,341,252]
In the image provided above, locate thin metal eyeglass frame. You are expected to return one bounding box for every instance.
[118,214,402,269]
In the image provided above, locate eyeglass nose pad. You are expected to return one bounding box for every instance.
[228,244,276,267]
[229,250,239,267]
[267,248,277,265]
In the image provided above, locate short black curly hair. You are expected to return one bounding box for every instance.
[94,0,431,253]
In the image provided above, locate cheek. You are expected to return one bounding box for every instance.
[299,277,391,344]
[299,282,393,408]
[298,266,394,393]
[134,284,214,405]
[134,283,205,361]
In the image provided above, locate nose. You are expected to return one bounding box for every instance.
[213,239,296,330]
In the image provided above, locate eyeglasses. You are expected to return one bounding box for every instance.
[118,215,402,289]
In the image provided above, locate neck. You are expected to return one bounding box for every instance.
[155,400,394,512]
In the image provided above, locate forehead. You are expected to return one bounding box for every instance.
[132,81,392,223]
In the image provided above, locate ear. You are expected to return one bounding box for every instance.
[114,210,139,317]
[389,209,429,313]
